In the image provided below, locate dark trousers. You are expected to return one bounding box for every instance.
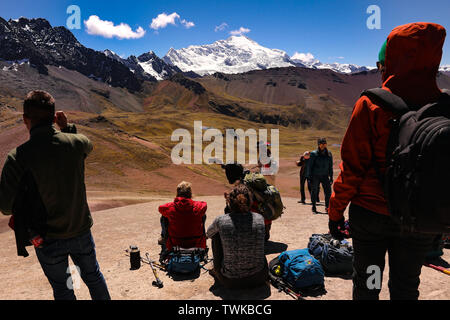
[211,234,268,289]
[311,175,331,207]
[349,204,434,300]
[300,174,319,202]
[35,231,110,300]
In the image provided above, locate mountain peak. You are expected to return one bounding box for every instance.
[226,34,253,41]
[163,35,294,76]
[291,52,373,74]
[9,17,52,30]
[0,17,142,91]
[137,51,158,62]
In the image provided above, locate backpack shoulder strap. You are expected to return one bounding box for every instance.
[441,89,450,99]
[361,88,410,116]
[414,89,450,120]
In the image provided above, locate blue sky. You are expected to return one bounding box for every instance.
[1,0,449,66]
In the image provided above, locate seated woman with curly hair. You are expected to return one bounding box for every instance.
[206,184,268,289]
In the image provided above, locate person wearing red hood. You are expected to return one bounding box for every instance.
[328,22,446,300]
[158,182,207,256]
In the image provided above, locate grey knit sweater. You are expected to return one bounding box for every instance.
[206,211,266,278]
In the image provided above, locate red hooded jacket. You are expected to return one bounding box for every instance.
[159,197,207,251]
[329,22,446,222]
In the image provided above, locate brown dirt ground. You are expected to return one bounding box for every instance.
[0,195,448,300]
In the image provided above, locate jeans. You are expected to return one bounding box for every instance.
[349,204,434,300]
[311,175,331,208]
[35,230,111,300]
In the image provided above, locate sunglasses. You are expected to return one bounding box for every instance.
[376,61,385,71]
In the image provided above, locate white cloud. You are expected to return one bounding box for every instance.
[150,12,180,30]
[84,15,146,39]
[181,19,195,29]
[215,22,228,32]
[229,27,251,36]
[291,52,316,63]
[150,12,195,30]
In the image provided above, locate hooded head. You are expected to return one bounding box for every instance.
[222,163,245,184]
[381,22,446,107]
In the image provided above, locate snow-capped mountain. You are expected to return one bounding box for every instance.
[291,52,373,74]
[103,50,182,81]
[163,35,296,76]
[103,49,122,62]
[136,51,182,81]
[440,65,450,73]
[0,17,142,91]
[162,36,374,76]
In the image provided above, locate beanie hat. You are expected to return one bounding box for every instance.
[318,138,327,145]
[378,40,387,66]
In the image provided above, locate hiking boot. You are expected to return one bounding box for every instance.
[157,237,165,245]
[298,200,306,204]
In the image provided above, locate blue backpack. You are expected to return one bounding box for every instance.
[278,249,324,290]
[166,247,205,274]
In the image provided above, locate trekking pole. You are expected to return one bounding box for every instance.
[271,278,302,300]
[146,253,164,288]
[124,250,166,271]
[282,284,303,300]
[424,263,450,275]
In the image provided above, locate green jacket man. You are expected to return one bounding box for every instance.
[0,121,93,239]
[0,90,110,300]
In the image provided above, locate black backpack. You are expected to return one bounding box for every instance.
[361,88,450,234]
[307,234,353,276]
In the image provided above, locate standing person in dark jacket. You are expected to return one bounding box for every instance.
[0,91,110,300]
[328,23,445,300]
[296,151,320,204]
[305,138,333,214]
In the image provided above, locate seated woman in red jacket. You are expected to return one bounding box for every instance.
[158,181,207,260]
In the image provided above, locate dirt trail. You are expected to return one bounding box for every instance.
[0,196,447,300]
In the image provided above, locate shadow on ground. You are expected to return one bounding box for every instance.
[264,241,288,255]
[168,269,202,282]
[209,280,272,300]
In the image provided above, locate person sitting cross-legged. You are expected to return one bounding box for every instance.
[158,181,207,262]
[207,184,268,289]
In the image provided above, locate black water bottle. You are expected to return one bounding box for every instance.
[129,245,141,270]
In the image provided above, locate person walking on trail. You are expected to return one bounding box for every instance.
[0,90,110,300]
[328,22,446,300]
[207,184,268,289]
[158,181,207,261]
[305,138,333,214]
[296,151,319,204]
